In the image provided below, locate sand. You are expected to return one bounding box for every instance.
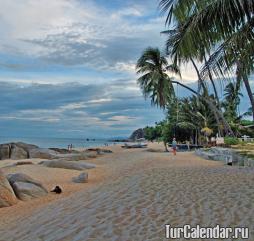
[0,143,253,240]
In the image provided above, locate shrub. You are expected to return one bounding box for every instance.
[224,137,239,145]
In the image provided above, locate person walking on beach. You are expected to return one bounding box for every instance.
[172,138,177,155]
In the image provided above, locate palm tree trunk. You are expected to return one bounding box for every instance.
[191,58,224,135]
[190,58,207,95]
[242,74,254,121]
[237,62,254,121]
[164,141,169,152]
[204,56,220,107]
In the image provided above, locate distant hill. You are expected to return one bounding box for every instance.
[129,128,145,141]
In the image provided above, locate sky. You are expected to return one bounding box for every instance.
[0,0,252,139]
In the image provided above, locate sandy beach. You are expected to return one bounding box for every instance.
[0,143,253,241]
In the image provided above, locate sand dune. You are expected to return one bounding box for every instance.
[0,143,253,240]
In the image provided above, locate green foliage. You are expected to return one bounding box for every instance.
[159,0,254,121]
[136,47,176,108]
[144,126,162,141]
[161,122,172,144]
[222,82,242,123]
[240,120,254,126]
[224,137,239,145]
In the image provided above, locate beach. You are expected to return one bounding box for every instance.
[0,143,253,240]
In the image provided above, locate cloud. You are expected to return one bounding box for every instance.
[0,81,164,137]
[0,0,165,74]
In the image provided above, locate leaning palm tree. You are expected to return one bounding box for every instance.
[159,0,254,120]
[136,47,178,151]
[136,47,235,136]
[136,47,175,109]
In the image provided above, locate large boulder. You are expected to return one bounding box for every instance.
[0,171,17,207]
[7,173,46,190]
[14,142,38,153]
[54,153,97,161]
[72,172,88,183]
[7,173,48,201]
[10,144,28,160]
[12,182,48,201]
[40,160,96,170]
[29,148,58,159]
[0,142,39,160]
[0,144,11,160]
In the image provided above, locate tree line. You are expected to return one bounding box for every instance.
[136,0,254,149]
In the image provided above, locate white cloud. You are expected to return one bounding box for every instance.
[109,115,138,122]
[111,7,143,19]
[0,0,165,75]
[87,98,113,104]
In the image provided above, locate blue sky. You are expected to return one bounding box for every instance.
[0,0,252,138]
[0,0,168,138]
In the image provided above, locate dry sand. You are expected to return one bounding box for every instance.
[0,143,253,240]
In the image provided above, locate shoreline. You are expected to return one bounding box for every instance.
[0,137,127,149]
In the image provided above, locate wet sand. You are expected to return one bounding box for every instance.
[0,143,253,240]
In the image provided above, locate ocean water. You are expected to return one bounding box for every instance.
[0,136,123,149]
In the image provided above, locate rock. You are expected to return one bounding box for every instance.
[52,152,99,161]
[29,148,58,159]
[10,144,28,160]
[72,172,88,183]
[14,142,38,153]
[0,144,11,160]
[49,148,79,154]
[7,173,47,192]
[0,142,38,160]
[15,161,34,166]
[0,170,17,207]
[7,173,48,201]
[86,148,113,154]
[54,153,88,161]
[40,160,96,170]
[12,182,48,201]
[195,147,254,167]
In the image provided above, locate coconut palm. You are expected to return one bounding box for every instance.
[159,0,254,120]
[136,47,235,136]
[136,47,176,108]
[222,82,243,122]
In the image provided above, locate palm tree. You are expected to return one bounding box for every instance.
[159,0,254,121]
[136,47,235,137]
[222,82,243,122]
[177,95,217,144]
[136,47,179,151]
[136,47,175,108]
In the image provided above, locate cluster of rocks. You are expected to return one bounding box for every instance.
[0,142,60,160]
[0,171,47,208]
[0,142,111,208]
[0,169,91,208]
[195,147,254,167]
[0,142,38,160]
[0,142,113,161]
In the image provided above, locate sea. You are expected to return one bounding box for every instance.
[0,136,125,149]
